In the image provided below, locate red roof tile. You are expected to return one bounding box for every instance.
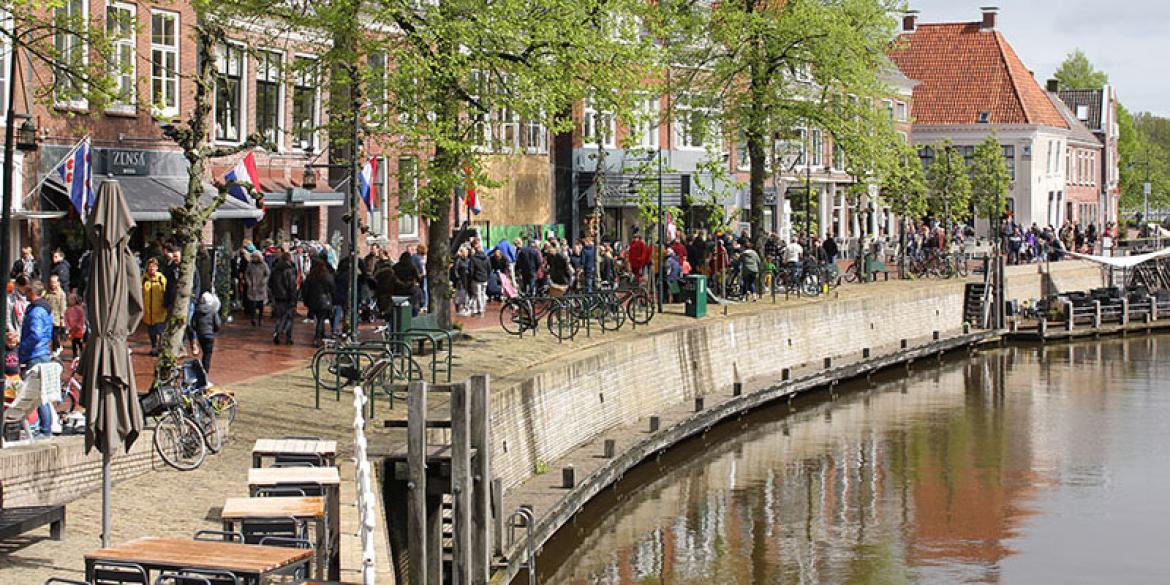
[889,22,1068,128]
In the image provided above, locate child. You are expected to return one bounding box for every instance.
[64,293,86,357]
[193,291,222,374]
[44,275,67,351]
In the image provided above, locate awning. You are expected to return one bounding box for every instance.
[1065,247,1170,269]
[45,175,263,222]
[261,177,346,208]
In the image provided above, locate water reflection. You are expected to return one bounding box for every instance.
[543,336,1170,584]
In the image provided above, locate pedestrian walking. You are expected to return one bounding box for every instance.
[10,246,39,280]
[141,257,168,356]
[467,242,491,316]
[268,252,298,345]
[301,259,335,347]
[49,249,71,294]
[18,281,54,437]
[44,274,67,351]
[65,293,86,357]
[244,250,270,326]
[193,291,222,374]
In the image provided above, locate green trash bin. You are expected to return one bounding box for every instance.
[388,296,413,332]
[683,274,708,318]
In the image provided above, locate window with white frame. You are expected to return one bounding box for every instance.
[895,101,908,122]
[734,132,749,171]
[1002,145,1015,181]
[368,156,386,236]
[881,99,894,121]
[674,93,716,150]
[106,2,136,112]
[292,57,319,151]
[54,0,88,108]
[214,42,246,143]
[150,10,179,117]
[469,70,491,150]
[495,103,520,151]
[367,52,388,121]
[808,128,823,167]
[525,117,547,154]
[583,95,615,148]
[255,50,283,147]
[636,96,660,149]
[397,157,419,239]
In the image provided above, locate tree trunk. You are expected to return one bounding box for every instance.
[747,57,769,253]
[426,186,453,329]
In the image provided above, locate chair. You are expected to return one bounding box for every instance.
[193,529,243,543]
[157,569,240,585]
[273,435,324,467]
[241,516,305,546]
[255,486,308,498]
[258,536,312,580]
[43,579,89,585]
[92,561,149,585]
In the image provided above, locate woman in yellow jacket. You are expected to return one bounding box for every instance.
[142,257,168,356]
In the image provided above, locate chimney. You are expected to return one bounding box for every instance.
[980,6,998,31]
[902,10,919,32]
[1046,79,1060,92]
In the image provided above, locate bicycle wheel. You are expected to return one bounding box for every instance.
[499,299,528,336]
[193,398,224,453]
[207,391,237,426]
[626,291,655,325]
[842,261,859,283]
[802,273,821,297]
[154,412,207,471]
[599,296,626,331]
[546,301,579,340]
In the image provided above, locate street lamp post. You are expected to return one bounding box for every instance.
[657,146,664,313]
[302,104,363,340]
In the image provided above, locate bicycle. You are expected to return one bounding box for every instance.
[142,380,207,471]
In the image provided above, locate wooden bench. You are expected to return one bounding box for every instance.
[0,505,66,540]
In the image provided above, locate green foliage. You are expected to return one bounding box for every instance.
[1118,104,1170,212]
[924,139,972,225]
[878,140,927,220]
[668,0,906,245]
[1053,49,1109,90]
[970,134,1011,232]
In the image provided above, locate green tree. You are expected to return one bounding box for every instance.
[878,140,926,275]
[669,0,904,251]
[970,134,1011,239]
[925,139,971,226]
[1053,49,1109,90]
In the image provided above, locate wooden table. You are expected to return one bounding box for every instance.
[221,497,326,579]
[85,537,311,583]
[252,438,338,468]
[248,467,341,581]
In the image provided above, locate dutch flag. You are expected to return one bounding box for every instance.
[359,157,377,212]
[225,152,263,226]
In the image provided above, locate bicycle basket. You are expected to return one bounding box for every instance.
[140,384,180,417]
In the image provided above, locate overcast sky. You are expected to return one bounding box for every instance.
[912,1,1167,116]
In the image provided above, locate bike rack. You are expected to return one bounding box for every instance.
[509,507,537,585]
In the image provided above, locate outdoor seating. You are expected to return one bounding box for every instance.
[155,568,241,585]
[256,486,309,497]
[259,536,313,549]
[271,436,327,468]
[191,530,243,543]
[0,492,66,541]
[92,560,150,584]
[240,516,305,545]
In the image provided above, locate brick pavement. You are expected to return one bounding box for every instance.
[0,276,983,583]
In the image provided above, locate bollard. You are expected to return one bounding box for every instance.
[900,339,908,349]
[1093,300,1102,329]
[823,357,832,369]
[1122,298,1130,326]
[649,416,660,432]
[1010,320,1019,333]
[603,439,616,458]
[862,348,871,359]
[1151,296,1159,322]
[1039,317,1048,336]
[1066,302,1075,332]
[694,397,705,412]
[782,368,790,381]
[963,322,970,334]
[732,382,743,397]
[562,466,575,489]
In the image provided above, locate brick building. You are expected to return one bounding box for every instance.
[1056,85,1121,228]
[891,8,1074,232]
[1046,88,1104,227]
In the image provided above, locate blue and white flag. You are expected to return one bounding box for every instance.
[53,138,93,215]
[359,157,377,212]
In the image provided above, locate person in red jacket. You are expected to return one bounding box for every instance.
[626,233,652,282]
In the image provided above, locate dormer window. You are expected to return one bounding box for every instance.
[1076,105,1089,121]
[977,111,991,124]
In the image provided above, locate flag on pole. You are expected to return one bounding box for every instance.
[359,157,377,211]
[225,152,263,226]
[52,137,93,215]
[463,164,480,215]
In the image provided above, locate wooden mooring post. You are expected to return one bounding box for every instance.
[401,378,494,585]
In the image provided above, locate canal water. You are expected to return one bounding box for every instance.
[541,336,1170,584]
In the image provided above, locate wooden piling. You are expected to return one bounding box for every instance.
[469,375,491,585]
[451,381,472,585]
[732,382,742,397]
[649,416,660,432]
[491,478,504,557]
[407,380,428,585]
[603,439,616,458]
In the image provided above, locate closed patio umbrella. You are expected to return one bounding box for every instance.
[81,179,144,547]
